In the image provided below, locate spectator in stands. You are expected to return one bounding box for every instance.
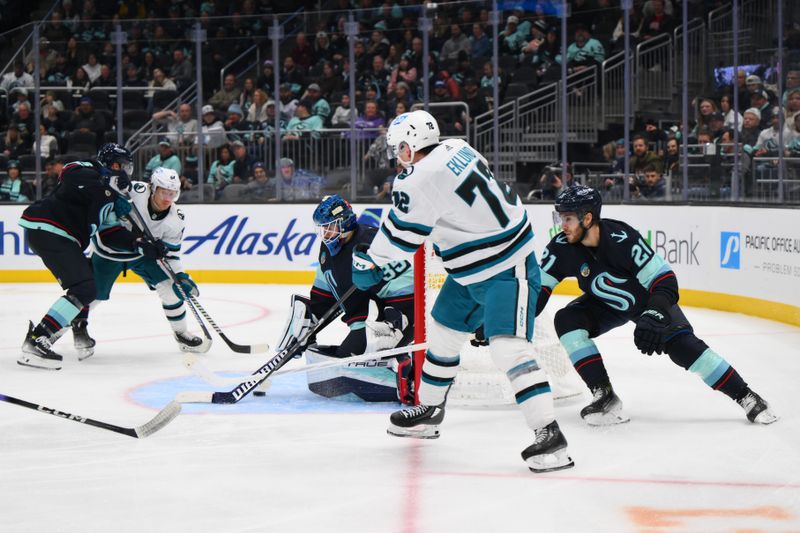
[611,5,644,52]
[0,125,29,161]
[750,89,773,129]
[692,98,719,138]
[404,37,424,71]
[231,140,253,183]
[291,32,316,70]
[42,105,66,137]
[740,108,762,147]
[302,83,331,122]
[257,60,275,96]
[0,160,33,203]
[149,67,177,99]
[692,128,714,155]
[11,88,31,114]
[246,89,270,124]
[283,100,324,141]
[745,75,767,100]
[367,29,391,60]
[441,23,471,62]
[40,91,64,116]
[276,157,325,201]
[559,24,606,73]
[69,96,106,141]
[385,44,402,72]
[748,107,783,158]
[644,117,668,146]
[82,53,102,83]
[153,103,198,147]
[708,112,726,140]
[144,137,182,179]
[224,104,252,141]
[45,54,70,84]
[641,0,675,40]
[210,74,242,114]
[359,55,392,102]
[500,15,531,56]
[169,49,192,89]
[331,94,353,128]
[730,71,751,110]
[278,83,299,123]
[593,0,619,41]
[123,63,146,88]
[662,137,680,175]
[457,78,487,133]
[783,87,800,124]
[1,61,34,93]
[630,164,666,200]
[141,51,158,81]
[318,61,344,99]
[363,125,391,170]
[605,138,627,175]
[386,81,413,116]
[244,162,274,202]
[68,66,91,91]
[315,31,335,64]
[785,113,800,148]
[470,23,491,59]
[720,94,743,131]
[92,64,114,88]
[33,124,59,161]
[239,77,257,111]
[64,37,83,72]
[538,163,573,200]
[43,12,71,53]
[41,158,63,197]
[630,134,663,174]
[207,144,236,191]
[783,71,800,106]
[13,102,36,139]
[281,56,306,95]
[388,56,417,95]
[351,100,385,141]
[199,105,227,149]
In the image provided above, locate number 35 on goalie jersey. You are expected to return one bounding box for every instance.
[368,138,536,286]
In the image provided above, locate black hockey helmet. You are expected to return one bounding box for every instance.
[554,185,602,221]
[96,143,133,176]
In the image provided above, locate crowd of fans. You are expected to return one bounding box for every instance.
[0,0,798,204]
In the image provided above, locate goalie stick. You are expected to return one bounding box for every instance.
[177,286,357,404]
[0,393,181,438]
[126,198,267,354]
[184,342,429,388]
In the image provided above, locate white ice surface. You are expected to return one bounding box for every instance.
[0,283,798,533]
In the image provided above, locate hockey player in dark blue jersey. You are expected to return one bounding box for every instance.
[261,195,416,403]
[17,144,167,370]
[537,185,777,425]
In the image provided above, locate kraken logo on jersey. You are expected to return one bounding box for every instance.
[590,273,636,311]
[580,262,590,277]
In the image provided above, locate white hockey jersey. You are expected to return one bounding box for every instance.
[91,180,186,273]
[369,138,535,285]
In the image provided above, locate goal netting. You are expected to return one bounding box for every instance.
[413,245,586,407]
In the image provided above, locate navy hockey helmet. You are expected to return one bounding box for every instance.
[313,194,358,256]
[97,143,134,176]
[554,185,602,222]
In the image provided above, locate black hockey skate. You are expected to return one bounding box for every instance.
[737,388,778,425]
[175,331,212,353]
[387,403,445,439]
[18,321,63,370]
[71,319,96,361]
[521,420,574,473]
[580,382,630,426]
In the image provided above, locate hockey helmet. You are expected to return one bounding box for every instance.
[150,167,181,202]
[97,143,134,176]
[386,110,440,167]
[554,185,602,223]
[313,194,358,256]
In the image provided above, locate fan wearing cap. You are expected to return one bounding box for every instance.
[244,161,275,201]
[257,59,275,95]
[144,136,182,179]
[276,157,325,201]
[69,96,106,138]
[740,107,762,147]
[283,100,324,141]
[747,106,784,160]
[198,104,226,149]
[224,102,251,135]
[11,87,31,113]
[0,160,33,202]
[301,83,331,121]
[0,123,28,160]
[749,89,773,129]
[558,24,606,73]
[500,14,532,55]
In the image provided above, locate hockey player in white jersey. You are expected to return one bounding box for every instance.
[351,110,573,473]
[75,167,210,357]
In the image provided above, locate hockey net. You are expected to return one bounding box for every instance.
[413,245,585,407]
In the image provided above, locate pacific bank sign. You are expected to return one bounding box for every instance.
[720,232,741,270]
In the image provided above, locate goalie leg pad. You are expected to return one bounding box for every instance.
[490,335,555,431]
[276,294,316,354]
[305,345,398,402]
[418,320,470,407]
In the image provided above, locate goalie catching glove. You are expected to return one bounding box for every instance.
[276,294,317,357]
[365,306,409,354]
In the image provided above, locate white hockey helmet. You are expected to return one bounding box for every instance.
[386,110,440,167]
[150,167,181,202]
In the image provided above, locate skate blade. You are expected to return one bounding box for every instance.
[76,348,95,362]
[179,338,212,353]
[582,408,631,426]
[525,449,575,473]
[17,355,62,371]
[753,410,779,425]
[387,424,440,439]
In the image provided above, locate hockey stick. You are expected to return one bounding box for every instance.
[177,286,357,404]
[185,342,429,388]
[0,394,181,438]
[126,197,268,354]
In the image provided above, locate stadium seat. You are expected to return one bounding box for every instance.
[66,130,97,154]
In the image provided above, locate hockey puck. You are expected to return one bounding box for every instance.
[253,391,266,397]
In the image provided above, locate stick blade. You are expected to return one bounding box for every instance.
[176,391,215,403]
[133,401,182,438]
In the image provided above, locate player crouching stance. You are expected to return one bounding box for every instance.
[264,194,415,403]
[78,167,210,357]
[538,185,777,425]
[352,110,573,473]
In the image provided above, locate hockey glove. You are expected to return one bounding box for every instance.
[276,294,317,357]
[633,307,670,355]
[365,307,409,353]
[352,244,384,290]
[136,238,168,260]
[107,170,131,194]
[172,272,199,301]
[113,196,132,218]
[470,325,489,347]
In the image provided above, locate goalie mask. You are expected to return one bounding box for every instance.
[313,194,357,256]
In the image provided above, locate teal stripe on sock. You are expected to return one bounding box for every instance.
[688,348,730,387]
[49,297,81,327]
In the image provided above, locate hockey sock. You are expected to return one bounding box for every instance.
[156,280,188,333]
[490,336,554,430]
[418,350,460,406]
[35,296,82,339]
[559,329,610,389]
[73,306,89,323]
[687,348,748,400]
